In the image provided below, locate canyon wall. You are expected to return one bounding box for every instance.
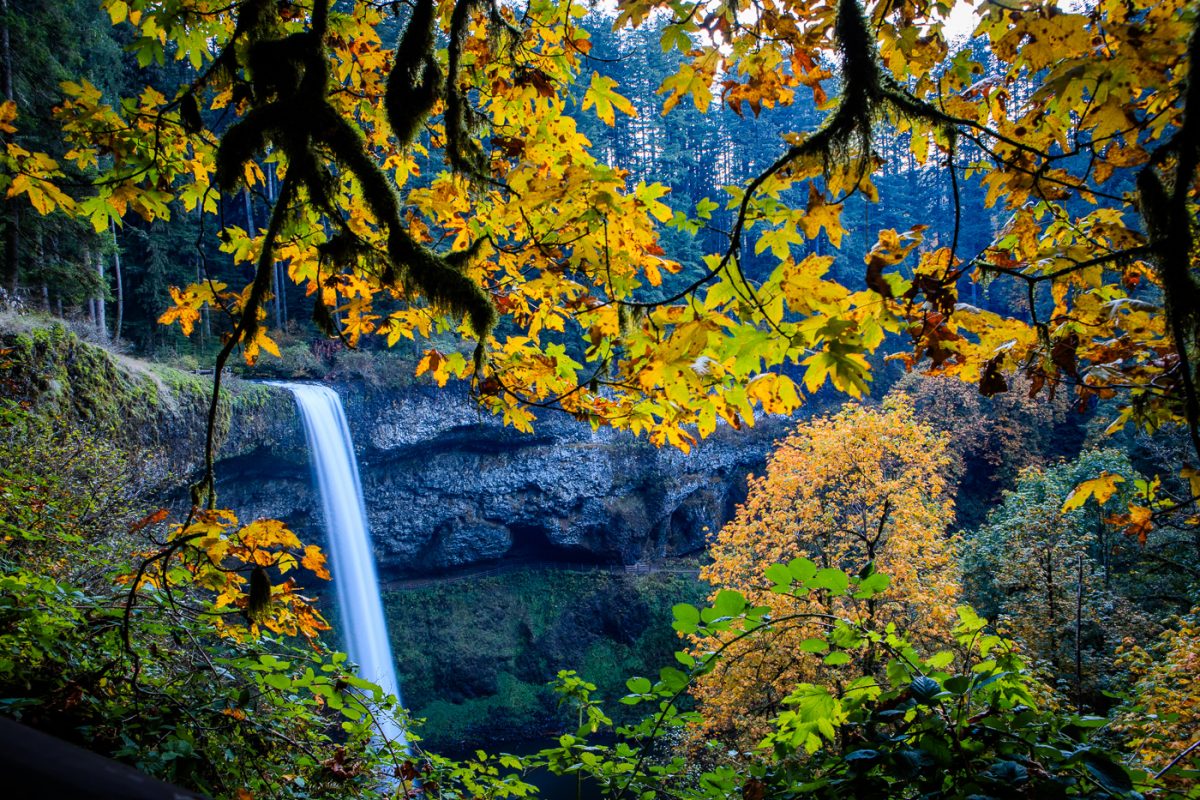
[216,382,782,575]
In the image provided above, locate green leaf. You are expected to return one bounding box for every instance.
[844,749,880,768]
[811,568,850,594]
[788,557,818,583]
[765,562,793,590]
[981,760,1029,785]
[1067,715,1109,729]
[918,733,954,766]
[262,673,293,691]
[909,676,942,704]
[853,572,891,598]
[659,24,691,53]
[1075,750,1134,794]
[954,605,988,636]
[886,658,912,686]
[943,675,971,695]
[658,667,688,692]
[712,589,746,617]
[672,603,700,633]
[924,650,955,670]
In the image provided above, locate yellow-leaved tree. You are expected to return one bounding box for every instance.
[694,398,961,742]
[1114,609,1200,786]
[1,0,1197,541]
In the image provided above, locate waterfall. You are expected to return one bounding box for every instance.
[275,382,405,744]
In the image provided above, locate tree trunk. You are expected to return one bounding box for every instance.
[1,0,18,294]
[110,220,123,341]
[196,206,211,341]
[83,247,94,324]
[1074,552,1084,705]
[94,249,106,338]
[243,186,255,234]
[246,185,285,330]
[266,171,286,327]
[0,0,11,114]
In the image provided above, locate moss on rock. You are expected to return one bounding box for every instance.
[1,317,293,474]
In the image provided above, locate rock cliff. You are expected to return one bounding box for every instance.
[216,382,785,576]
[0,319,293,477]
[0,319,785,576]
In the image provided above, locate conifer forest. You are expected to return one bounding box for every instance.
[2,0,1200,797]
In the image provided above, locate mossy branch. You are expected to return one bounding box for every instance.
[386,0,442,146]
[445,0,488,177]
[317,104,495,340]
[209,0,496,350]
[1138,10,1200,461]
[198,174,297,510]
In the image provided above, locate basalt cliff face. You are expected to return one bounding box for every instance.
[0,321,782,577]
[215,382,783,576]
[0,321,292,478]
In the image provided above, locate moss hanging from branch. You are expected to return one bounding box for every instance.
[442,0,520,179]
[385,0,442,146]
[445,0,488,177]
[209,0,496,352]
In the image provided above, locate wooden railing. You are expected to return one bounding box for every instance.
[0,715,209,799]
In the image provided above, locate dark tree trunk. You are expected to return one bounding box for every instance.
[1074,552,1085,704]
[1,0,18,294]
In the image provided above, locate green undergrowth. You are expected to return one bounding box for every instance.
[382,566,708,751]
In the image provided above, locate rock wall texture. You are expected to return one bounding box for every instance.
[0,320,785,577]
[216,382,785,576]
[0,320,293,477]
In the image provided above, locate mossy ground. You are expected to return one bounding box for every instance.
[381,566,708,751]
[1,315,284,466]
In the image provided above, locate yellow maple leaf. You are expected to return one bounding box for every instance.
[799,185,844,248]
[0,100,15,134]
[583,73,636,126]
[1062,472,1125,511]
[301,544,332,580]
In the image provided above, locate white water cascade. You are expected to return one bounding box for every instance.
[276,382,404,744]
